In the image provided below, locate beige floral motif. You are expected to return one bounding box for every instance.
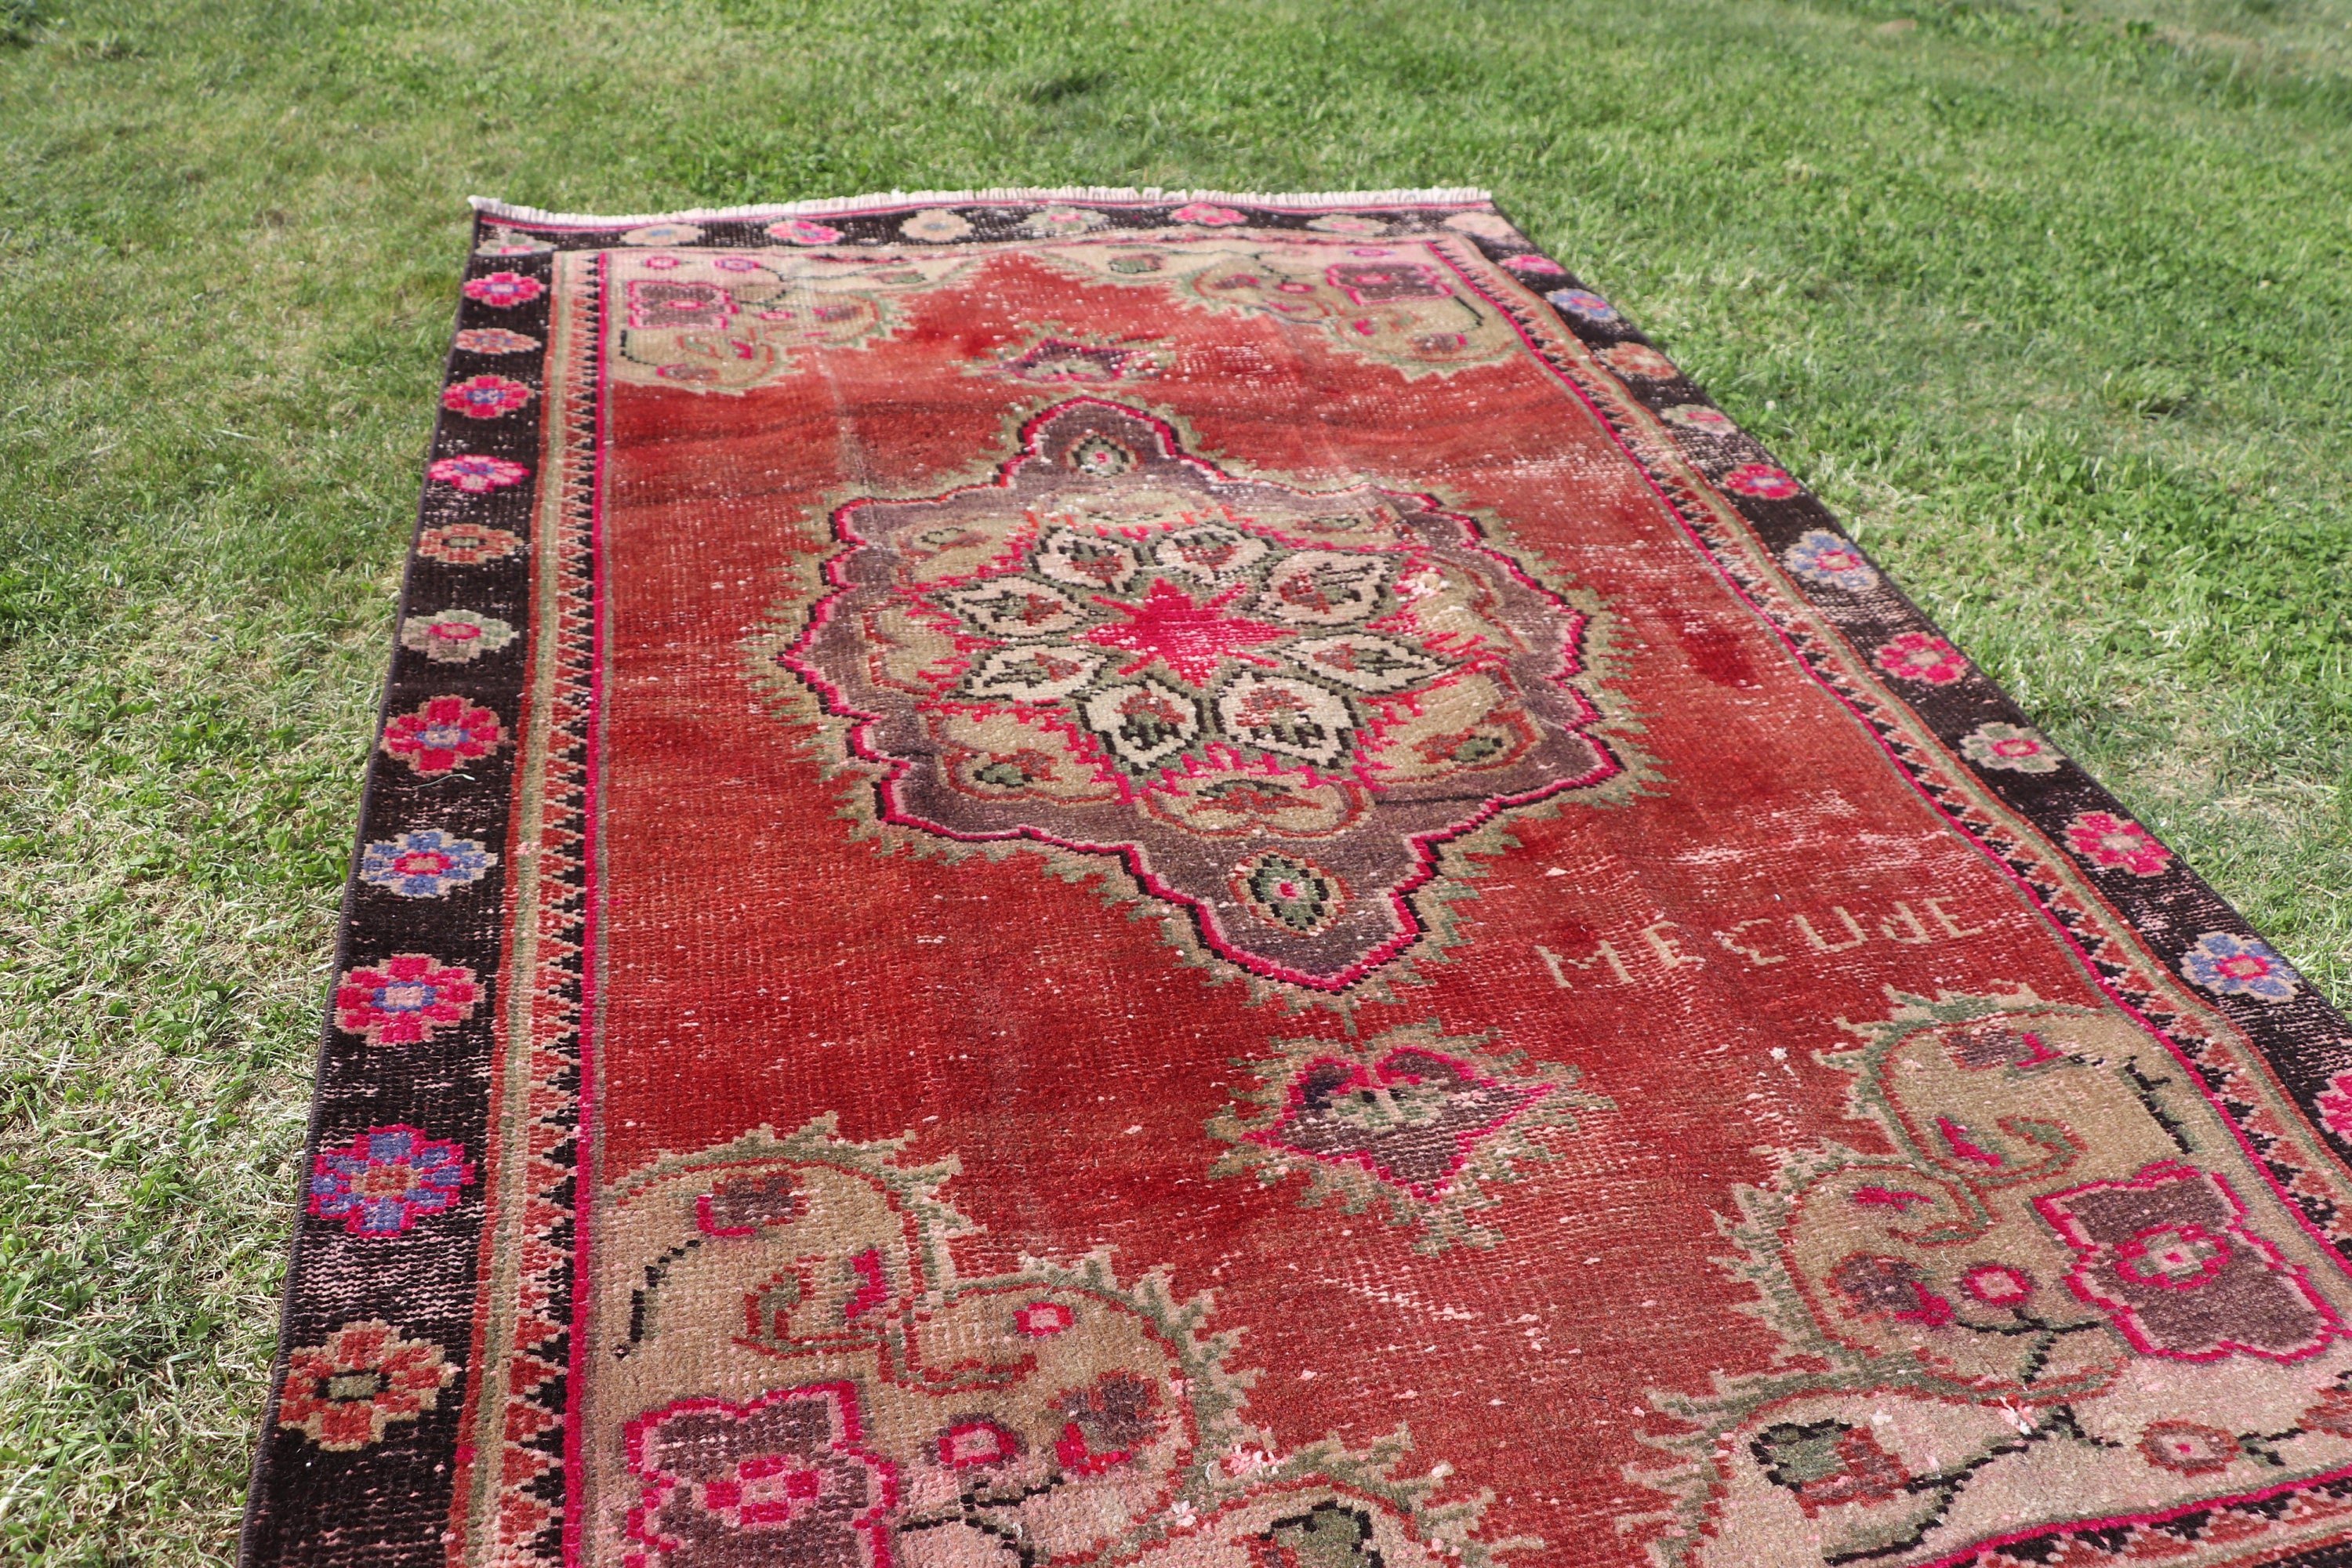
[1634,991,2352,1568]
[1040,238,1524,377]
[622,222,706,246]
[899,208,971,243]
[588,1118,1529,1568]
[608,249,975,392]
[1441,212,1519,240]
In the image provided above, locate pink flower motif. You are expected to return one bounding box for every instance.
[334,954,481,1047]
[441,375,534,420]
[2063,811,2172,877]
[1961,1263,2034,1308]
[1013,1299,1074,1338]
[1873,632,1969,685]
[1663,403,1737,434]
[1722,463,1804,500]
[1221,1444,1277,1478]
[1171,202,1247,227]
[937,1419,1022,1468]
[766,218,844,245]
[426,454,529,495]
[308,1125,474,1236]
[1501,253,1567,276]
[1961,722,2059,773]
[461,271,543,308]
[381,694,504,775]
[623,1385,897,1568]
[2318,1070,2352,1142]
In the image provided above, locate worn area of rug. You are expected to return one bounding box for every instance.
[244,188,2352,1568]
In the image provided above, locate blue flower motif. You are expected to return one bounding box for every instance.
[308,1125,474,1236]
[1545,288,1618,322]
[359,829,495,898]
[2179,932,2300,1003]
[1781,529,1881,592]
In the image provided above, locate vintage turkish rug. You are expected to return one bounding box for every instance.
[245,188,2352,1568]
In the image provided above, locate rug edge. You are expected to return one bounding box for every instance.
[467,185,1496,227]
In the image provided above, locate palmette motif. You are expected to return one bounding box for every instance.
[1636,993,2352,1568]
[589,1120,1519,1568]
[610,247,976,390]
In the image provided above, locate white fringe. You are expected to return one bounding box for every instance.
[468,186,1495,228]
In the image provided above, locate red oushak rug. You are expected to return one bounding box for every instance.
[243,189,2352,1568]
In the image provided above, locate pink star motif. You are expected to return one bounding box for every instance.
[1080,579,1287,685]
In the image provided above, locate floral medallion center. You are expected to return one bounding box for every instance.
[780,399,1624,989]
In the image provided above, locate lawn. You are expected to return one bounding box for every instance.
[2,0,2348,1559]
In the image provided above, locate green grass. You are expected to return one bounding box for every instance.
[2,0,2349,1559]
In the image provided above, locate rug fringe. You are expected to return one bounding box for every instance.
[468,186,1496,228]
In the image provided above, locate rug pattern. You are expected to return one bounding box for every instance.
[241,191,2352,1568]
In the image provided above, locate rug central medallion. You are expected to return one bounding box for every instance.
[782,399,1625,989]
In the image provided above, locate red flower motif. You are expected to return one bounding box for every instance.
[1873,632,1969,685]
[441,375,534,420]
[2063,811,2172,877]
[334,953,481,1047]
[461,270,544,308]
[276,1320,456,1451]
[1829,1253,1953,1327]
[1754,1420,1915,1514]
[382,694,503,775]
[426,454,529,494]
[1013,1299,1074,1338]
[1501,253,1568,275]
[937,1418,1022,1468]
[1961,1263,2034,1308]
[2139,1420,2240,1475]
[1722,463,1803,500]
[1171,201,1247,226]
